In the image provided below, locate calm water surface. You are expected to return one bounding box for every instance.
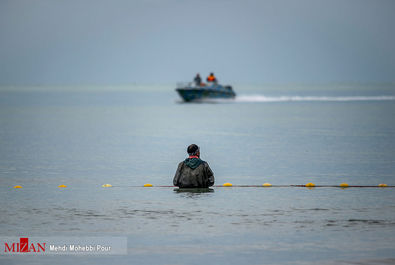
[0,84,395,264]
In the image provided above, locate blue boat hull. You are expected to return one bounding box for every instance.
[176,86,236,102]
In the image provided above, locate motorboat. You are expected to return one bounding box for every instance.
[176,82,236,102]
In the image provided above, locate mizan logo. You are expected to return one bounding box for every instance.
[4,238,46,253]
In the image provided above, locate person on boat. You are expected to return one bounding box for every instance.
[173,144,215,188]
[194,73,202,86]
[206,72,217,84]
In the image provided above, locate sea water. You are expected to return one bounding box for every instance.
[0,84,395,264]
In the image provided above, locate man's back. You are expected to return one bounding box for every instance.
[173,157,215,188]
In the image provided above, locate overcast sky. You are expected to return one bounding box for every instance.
[1,0,394,85]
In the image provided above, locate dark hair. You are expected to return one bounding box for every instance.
[187,144,199,155]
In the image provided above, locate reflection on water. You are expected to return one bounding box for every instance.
[174,188,214,194]
[2,187,395,234]
[1,186,395,264]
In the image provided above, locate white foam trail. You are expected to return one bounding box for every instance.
[233,95,395,103]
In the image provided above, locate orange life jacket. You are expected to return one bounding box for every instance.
[207,75,216,82]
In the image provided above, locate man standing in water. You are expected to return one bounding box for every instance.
[173,144,215,188]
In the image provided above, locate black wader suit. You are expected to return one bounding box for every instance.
[173,157,214,188]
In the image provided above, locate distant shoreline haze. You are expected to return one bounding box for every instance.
[1,0,394,84]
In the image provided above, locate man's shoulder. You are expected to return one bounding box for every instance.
[200,160,210,167]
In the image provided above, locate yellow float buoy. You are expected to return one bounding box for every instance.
[143,183,153,187]
[340,183,349,188]
[102,184,113,188]
[223,182,233,187]
[262,183,272,187]
[58,184,67,188]
[305,183,315,187]
[378,184,388,187]
[14,185,22,189]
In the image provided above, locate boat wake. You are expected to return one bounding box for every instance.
[232,95,395,103]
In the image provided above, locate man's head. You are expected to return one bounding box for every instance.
[187,144,200,157]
